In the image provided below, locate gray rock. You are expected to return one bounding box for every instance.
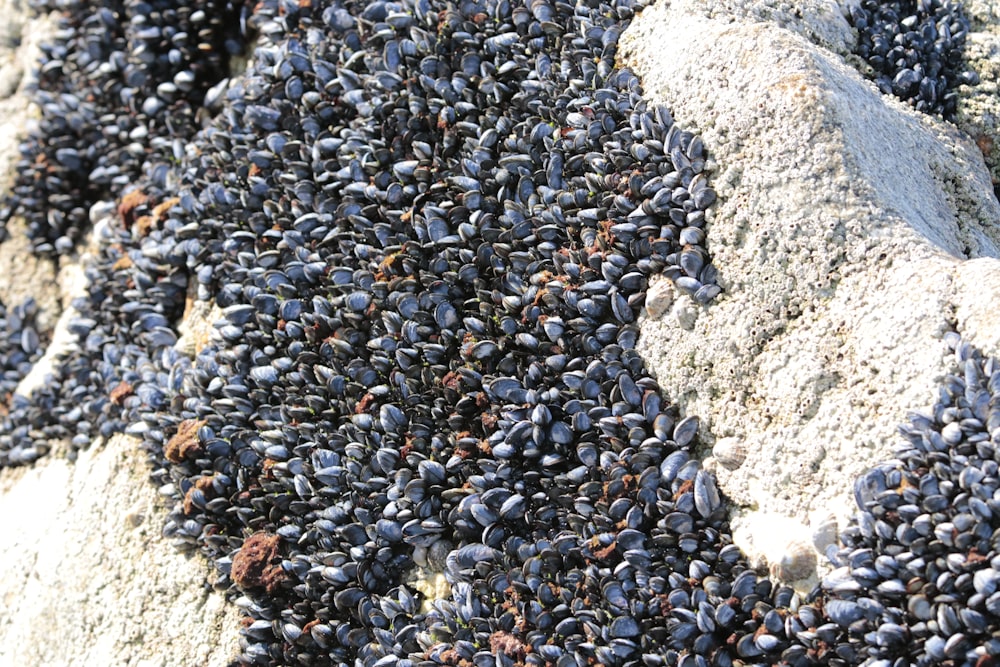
[3,0,1000,658]
[0,435,242,666]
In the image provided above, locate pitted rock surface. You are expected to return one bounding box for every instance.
[0,435,242,666]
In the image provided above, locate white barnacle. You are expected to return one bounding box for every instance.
[769,538,818,582]
[735,512,819,587]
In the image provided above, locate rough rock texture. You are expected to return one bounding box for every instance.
[959,0,1000,189]
[623,0,1000,586]
[0,435,242,666]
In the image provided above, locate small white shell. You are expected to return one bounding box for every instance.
[712,437,746,470]
[769,538,817,582]
[810,513,839,553]
[735,513,820,588]
[644,278,673,319]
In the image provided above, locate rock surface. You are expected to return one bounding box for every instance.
[3,0,1000,661]
[623,0,1000,585]
[0,435,242,666]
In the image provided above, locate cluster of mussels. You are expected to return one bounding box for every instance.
[143,0,739,663]
[0,0,244,254]
[0,297,43,405]
[0,293,57,466]
[0,0,246,462]
[845,0,979,120]
[818,334,1000,667]
[1,0,998,666]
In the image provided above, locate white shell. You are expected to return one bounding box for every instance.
[712,437,746,470]
[810,513,839,553]
[644,278,674,319]
[769,538,817,582]
[734,513,821,588]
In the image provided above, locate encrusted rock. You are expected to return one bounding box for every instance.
[4,0,1000,664]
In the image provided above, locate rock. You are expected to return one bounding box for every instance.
[2,0,1000,660]
[958,0,1000,190]
[623,0,1000,576]
[0,435,241,666]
